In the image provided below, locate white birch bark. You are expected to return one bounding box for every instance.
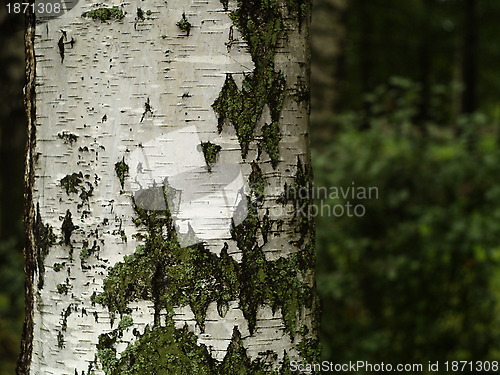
[19,0,317,374]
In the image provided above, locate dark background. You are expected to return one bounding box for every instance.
[1,0,500,373]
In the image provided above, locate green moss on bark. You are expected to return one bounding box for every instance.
[80,240,99,264]
[292,78,310,105]
[284,0,310,31]
[57,332,64,348]
[219,327,264,374]
[82,7,125,21]
[53,262,64,272]
[61,172,83,194]
[61,172,94,209]
[115,158,129,190]
[296,337,320,363]
[229,198,314,337]
[260,122,282,168]
[96,323,301,375]
[213,0,311,167]
[177,13,192,36]
[231,197,260,253]
[100,323,215,374]
[212,1,286,167]
[95,190,314,371]
[96,202,240,329]
[275,158,319,355]
[277,158,315,247]
[93,1,316,371]
[200,142,222,172]
[57,283,69,295]
[249,162,265,205]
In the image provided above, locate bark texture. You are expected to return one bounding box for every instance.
[19,1,318,374]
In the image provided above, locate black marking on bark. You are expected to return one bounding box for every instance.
[58,131,78,145]
[57,331,64,348]
[61,210,75,246]
[57,283,69,295]
[135,8,144,29]
[61,172,83,194]
[58,34,65,63]
[34,204,56,289]
[114,158,129,190]
[136,8,145,21]
[226,25,234,52]
[140,98,152,122]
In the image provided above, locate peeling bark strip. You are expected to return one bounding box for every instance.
[20,0,317,373]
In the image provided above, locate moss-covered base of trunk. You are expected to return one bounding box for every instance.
[94,170,316,372]
[97,324,300,375]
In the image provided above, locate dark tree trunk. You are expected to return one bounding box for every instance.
[359,0,374,130]
[418,0,432,126]
[461,0,478,113]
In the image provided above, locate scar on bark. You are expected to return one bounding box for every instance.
[58,35,65,63]
[135,8,144,29]
[57,30,75,63]
[226,26,235,52]
[61,210,75,246]
[140,98,152,122]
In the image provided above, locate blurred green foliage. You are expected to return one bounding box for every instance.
[338,0,500,113]
[315,78,500,369]
[0,237,24,375]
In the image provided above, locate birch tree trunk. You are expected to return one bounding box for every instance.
[18,0,318,374]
